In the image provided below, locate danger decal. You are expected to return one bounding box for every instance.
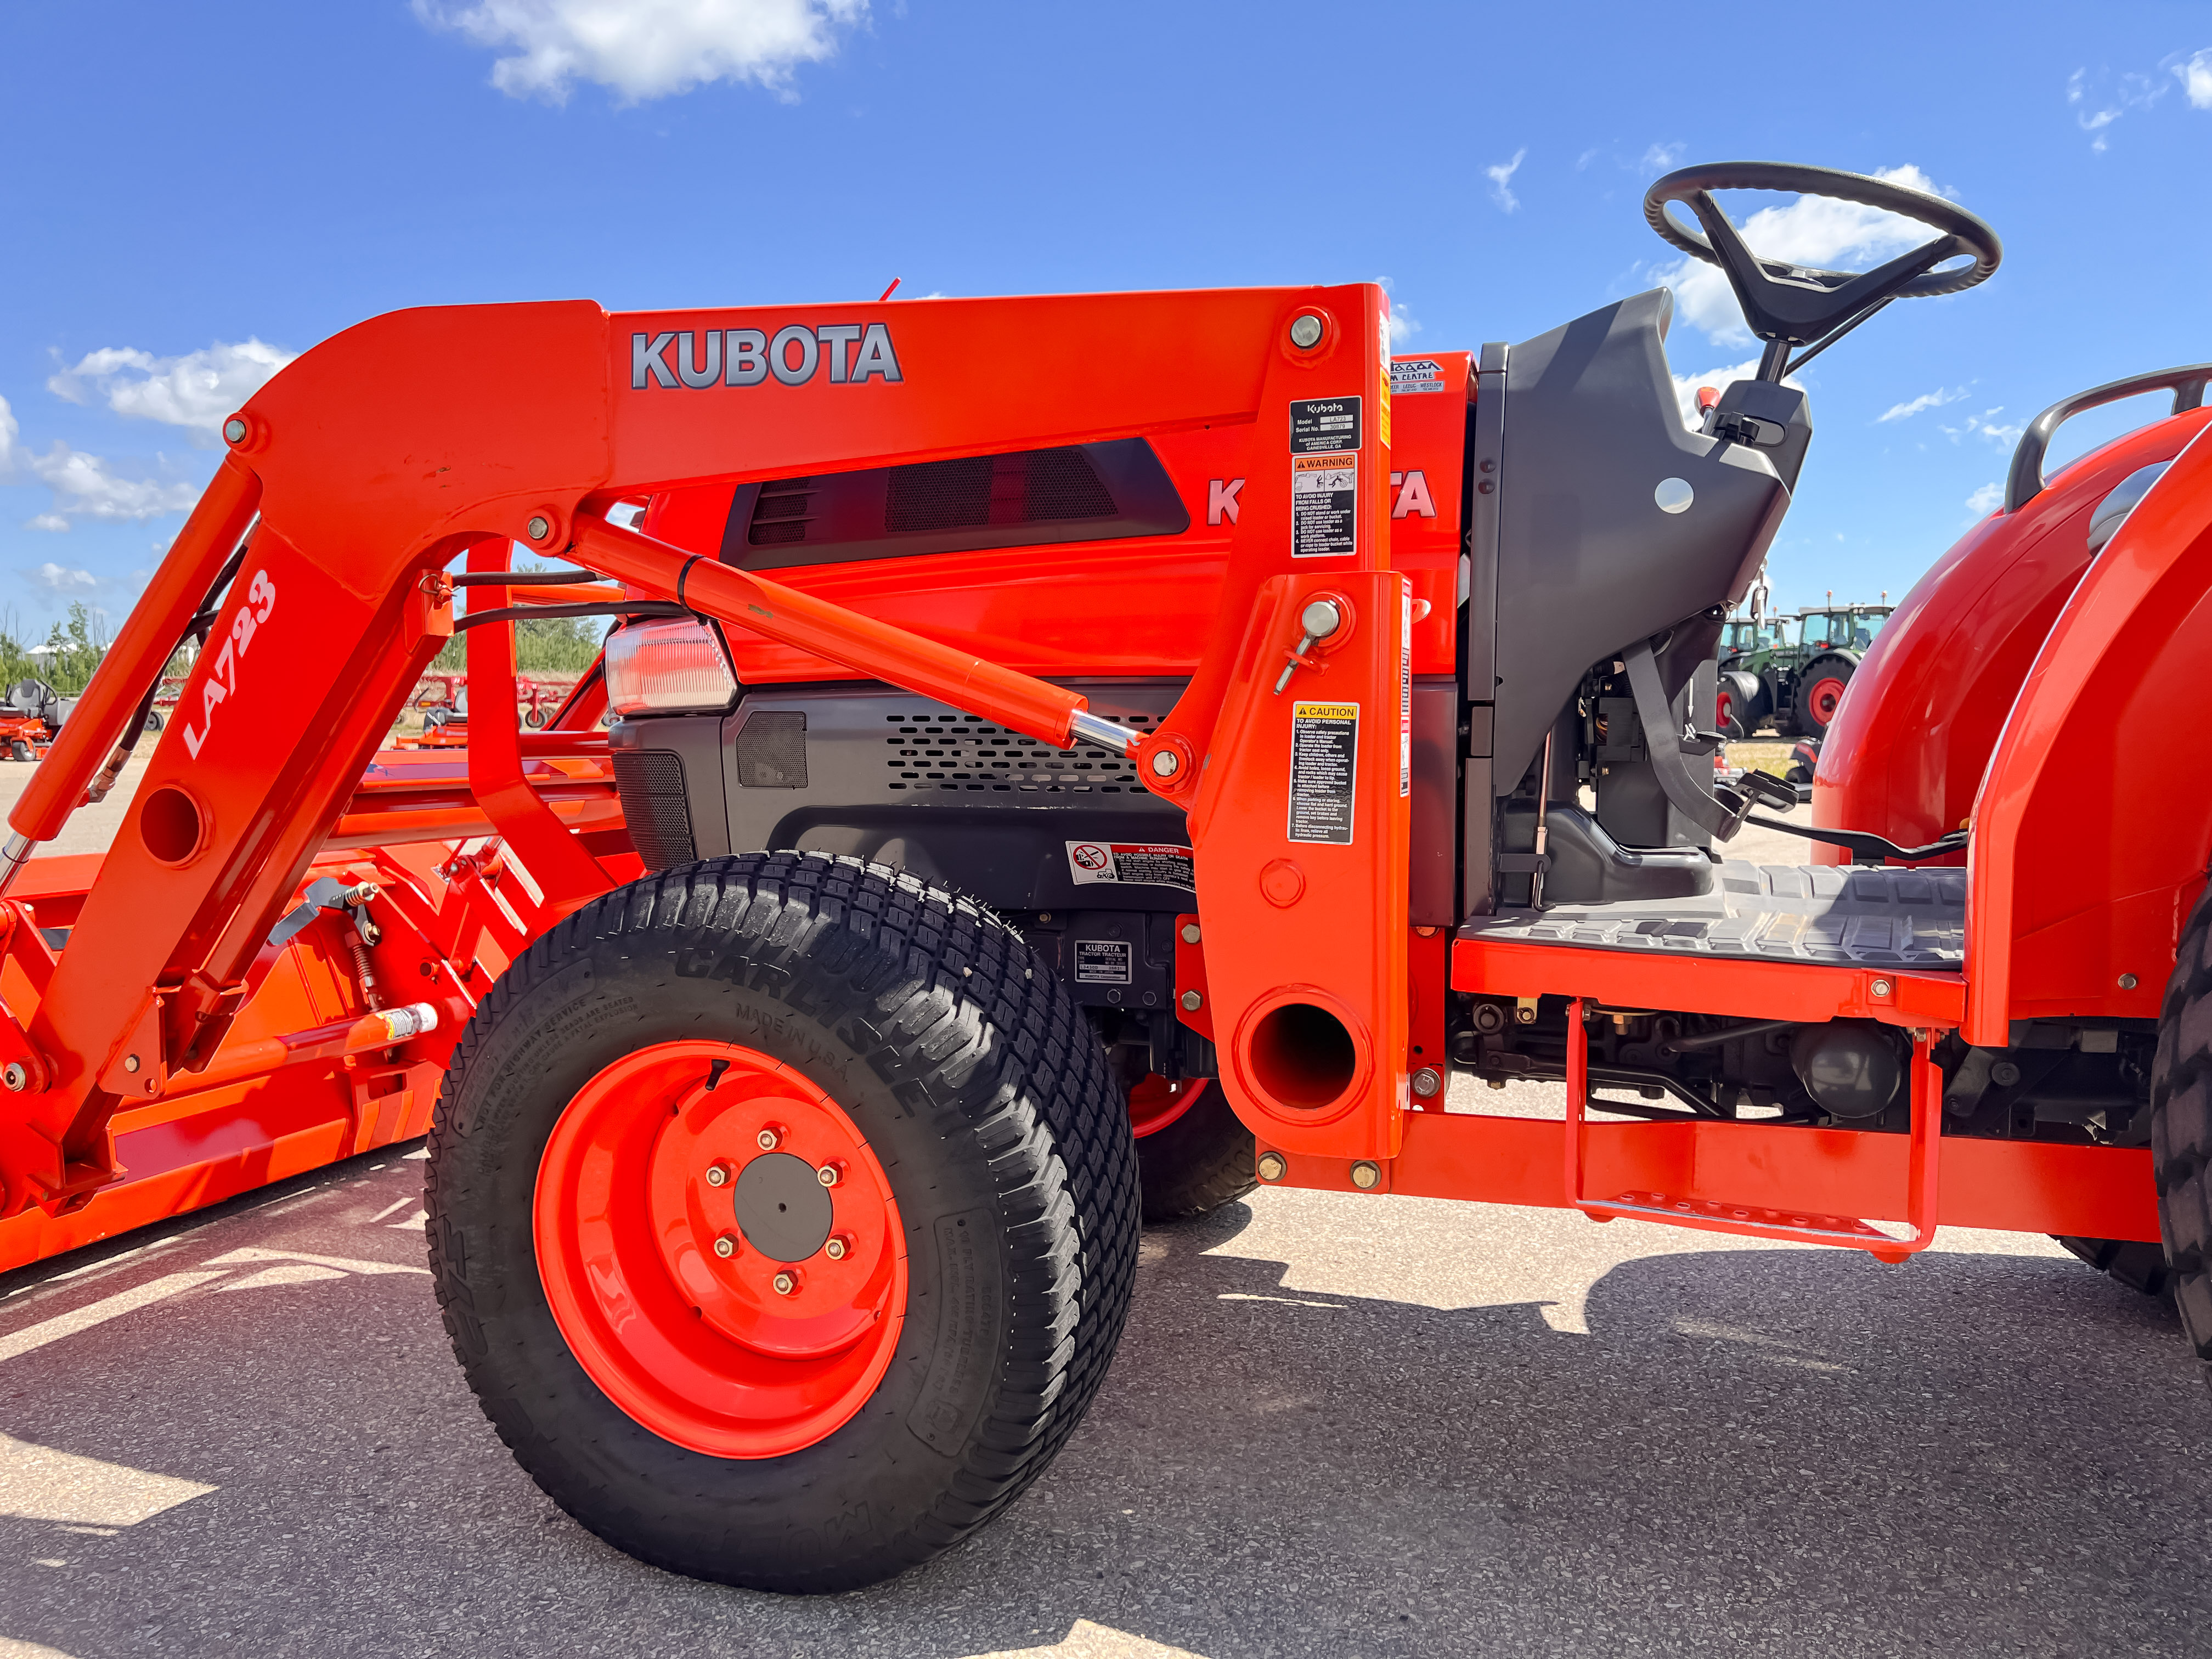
[1066,841,1196,890]
[631,322,901,390]
[1288,701,1359,845]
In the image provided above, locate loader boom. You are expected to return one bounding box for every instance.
[0,286,1413,1216]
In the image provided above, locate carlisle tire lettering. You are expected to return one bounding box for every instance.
[632,323,901,391]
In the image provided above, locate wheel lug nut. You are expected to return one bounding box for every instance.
[824,1235,850,1261]
[757,1126,782,1151]
[816,1163,842,1188]
[713,1234,737,1259]
[772,1271,798,1295]
[704,1163,729,1187]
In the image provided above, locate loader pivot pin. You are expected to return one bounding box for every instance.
[1273,598,1345,694]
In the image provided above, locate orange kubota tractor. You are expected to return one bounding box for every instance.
[0,161,2204,1592]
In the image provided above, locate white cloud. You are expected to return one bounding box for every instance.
[33,563,100,592]
[1375,276,1420,345]
[0,394,17,476]
[414,0,868,104]
[27,444,201,526]
[25,515,70,533]
[1486,148,1526,213]
[1877,387,1967,423]
[2178,50,2212,108]
[1966,482,2003,516]
[1642,142,1684,172]
[2068,63,2174,151]
[1938,407,2024,447]
[1654,163,1955,345]
[1666,358,1807,430]
[48,339,294,444]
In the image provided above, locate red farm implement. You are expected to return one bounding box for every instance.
[1,161,2205,1592]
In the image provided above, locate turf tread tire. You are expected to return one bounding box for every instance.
[424,852,1139,1591]
[2151,879,2212,1379]
[1136,1087,1257,1223]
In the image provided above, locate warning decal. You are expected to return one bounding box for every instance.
[1075,940,1134,985]
[1289,701,1359,844]
[1391,358,1447,394]
[1291,453,1358,558]
[1400,579,1413,797]
[1065,841,1196,890]
[1290,397,1362,454]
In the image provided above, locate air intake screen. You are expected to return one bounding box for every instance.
[612,748,696,872]
[720,437,1189,572]
[736,710,809,788]
[884,449,1118,533]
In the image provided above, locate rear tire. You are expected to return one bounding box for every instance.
[2150,881,2212,1381]
[1717,669,1763,739]
[426,853,1139,1592]
[2056,1234,2173,1297]
[1793,654,1857,734]
[1133,1081,1256,1223]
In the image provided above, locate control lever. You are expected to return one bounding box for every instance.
[1733,768,1798,811]
[1621,638,1752,842]
[1273,598,1346,694]
[1741,815,1968,865]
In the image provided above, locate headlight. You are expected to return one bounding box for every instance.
[603,617,738,716]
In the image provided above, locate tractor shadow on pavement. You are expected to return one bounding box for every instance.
[0,1165,2204,1659]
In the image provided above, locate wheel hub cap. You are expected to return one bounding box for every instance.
[731,1152,833,1261]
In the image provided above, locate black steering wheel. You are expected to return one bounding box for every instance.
[1644,162,2001,351]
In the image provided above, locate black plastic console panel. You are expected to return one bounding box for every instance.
[1488,289,1789,799]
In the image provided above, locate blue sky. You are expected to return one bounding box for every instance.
[2,2,2208,632]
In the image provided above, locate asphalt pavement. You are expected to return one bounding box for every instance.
[0,1113,2205,1659]
[1,759,2205,1657]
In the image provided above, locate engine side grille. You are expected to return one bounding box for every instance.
[884,710,1153,793]
[612,748,696,871]
[883,448,1117,533]
[885,455,996,532]
[724,438,1187,572]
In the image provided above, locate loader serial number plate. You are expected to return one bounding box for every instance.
[1289,398,1361,558]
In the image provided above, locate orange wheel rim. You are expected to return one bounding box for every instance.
[534,1040,907,1458]
[1127,1074,1207,1138]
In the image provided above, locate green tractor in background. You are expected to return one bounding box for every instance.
[1718,598,1894,737]
[1716,611,1794,735]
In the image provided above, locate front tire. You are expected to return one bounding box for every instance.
[426,853,1139,1592]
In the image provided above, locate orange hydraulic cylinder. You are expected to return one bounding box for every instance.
[571,518,1094,750]
[185,1004,441,1094]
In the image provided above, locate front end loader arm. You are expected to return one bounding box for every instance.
[0,287,1410,1216]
